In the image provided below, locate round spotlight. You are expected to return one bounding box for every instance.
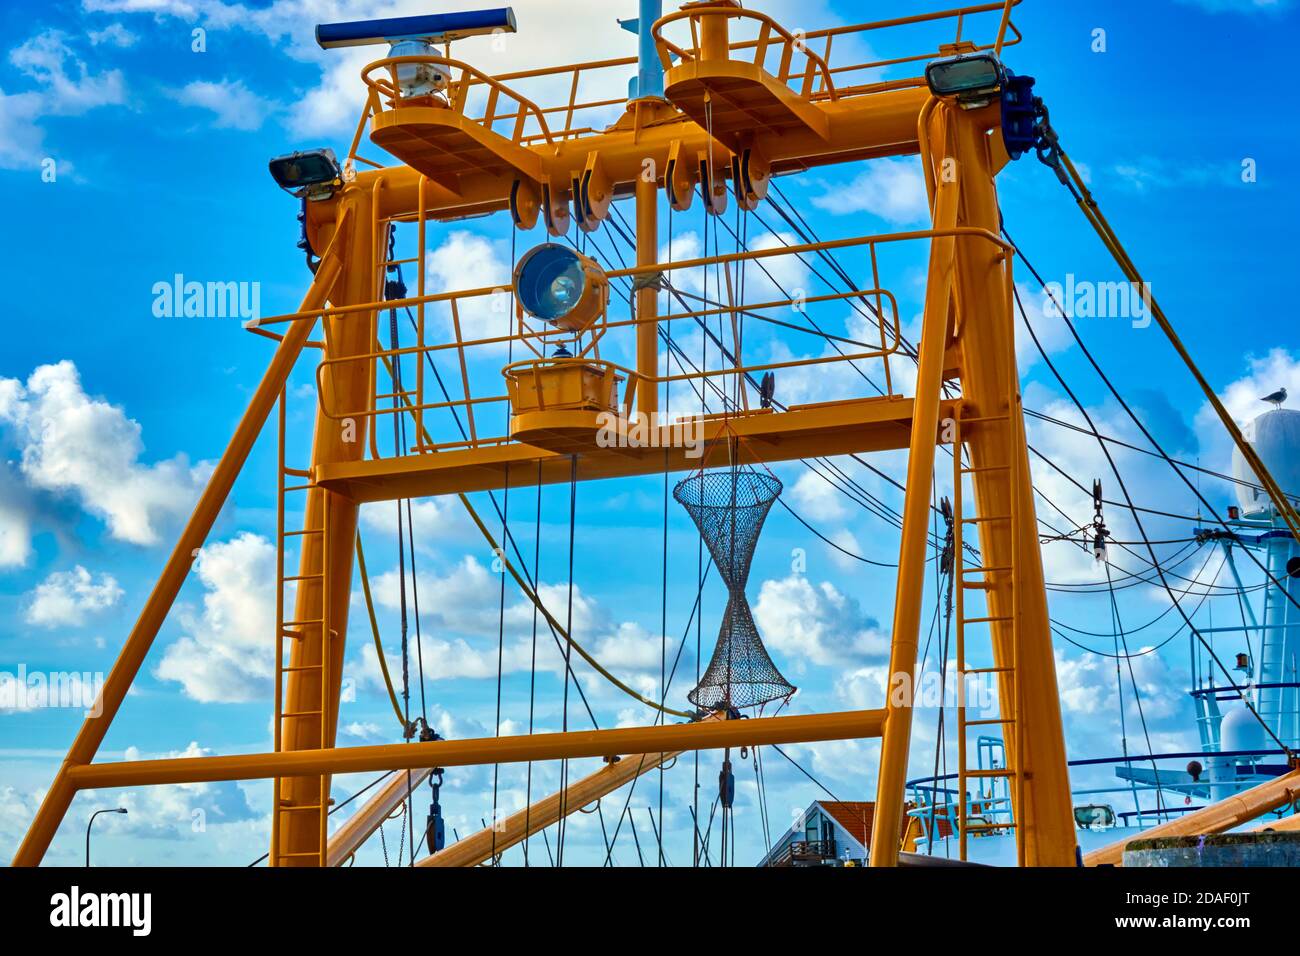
[514,243,608,333]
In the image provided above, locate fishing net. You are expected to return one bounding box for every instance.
[675,468,796,710]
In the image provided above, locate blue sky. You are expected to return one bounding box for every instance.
[1,0,1298,867]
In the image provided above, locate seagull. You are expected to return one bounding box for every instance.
[1261,387,1288,410]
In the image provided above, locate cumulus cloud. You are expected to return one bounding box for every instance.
[1201,347,1300,429]
[24,566,123,628]
[0,464,34,568]
[753,574,889,670]
[422,231,514,352]
[155,533,278,703]
[810,157,929,225]
[0,361,212,546]
[352,554,676,706]
[112,741,260,838]
[168,78,279,130]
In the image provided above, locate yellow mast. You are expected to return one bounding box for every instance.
[15,0,1091,868]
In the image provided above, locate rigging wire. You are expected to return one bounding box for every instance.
[1008,236,1295,760]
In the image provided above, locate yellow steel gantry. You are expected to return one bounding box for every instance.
[14,0,1093,867]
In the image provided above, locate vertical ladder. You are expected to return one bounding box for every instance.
[271,389,334,867]
[952,404,1026,865]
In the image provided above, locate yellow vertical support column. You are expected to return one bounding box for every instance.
[870,101,959,867]
[275,187,378,865]
[948,105,1076,867]
[636,175,660,417]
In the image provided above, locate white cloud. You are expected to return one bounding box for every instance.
[340,720,388,743]
[0,29,127,170]
[88,23,138,47]
[351,553,676,704]
[810,157,929,224]
[1015,280,1072,369]
[0,361,212,546]
[0,464,33,568]
[359,494,470,550]
[753,574,889,670]
[790,467,849,522]
[1202,347,1300,428]
[1112,158,1244,193]
[24,566,123,628]
[422,231,513,351]
[155,533,278,703]
[113,740,260,836]
[86,0,842,145]
[169,78,278,130]
[1175,0,1292,12]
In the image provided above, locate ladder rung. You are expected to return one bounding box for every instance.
[965,769,1015,779]
[279,709,324,719]
[275,851,325,859]
[963,515,1012,525]
[284,529,324,538]
[962,565,1012,575]
[963,822,1017,833]
[283,483,315,493]
[965,718,1016,727]
[282,619,323,628]
[961,581,994,591]
[964,666,1014,675]
[960,414,1010,425]
[278,803,325,812]
[282,467,312,479]
[960,464,1011,475]
[961,615,1013,625]
[280,663,324,673]
[282,574,324,583]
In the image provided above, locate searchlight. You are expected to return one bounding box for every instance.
[514,244,608,333]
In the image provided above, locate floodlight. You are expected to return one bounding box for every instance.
[514,244,608,333]
[268,148,341,200]
[925,53,1006,100]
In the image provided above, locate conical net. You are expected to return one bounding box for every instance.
[674,469,796,710]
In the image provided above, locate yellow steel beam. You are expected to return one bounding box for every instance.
[325,768,433,867]
[9,227,349,868]
[1084,768,1300,867]
[869,98,959,868]
[64,710,886,790]
[1253,812,1300,834]
[417,712,726,867]
[307,86,930,232]
[316,397,956,502]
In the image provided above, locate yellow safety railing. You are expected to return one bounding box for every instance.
[653,7,840,101]
[243,227,1013,463]
[653,0,1023,101]
[361,54,555,147]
